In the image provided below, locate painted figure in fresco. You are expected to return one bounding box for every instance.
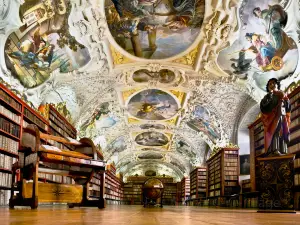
[7,28,55,71]
[260,78,291,156]
[230,51,252,76]
[253,5,288,50]
[106,0,203,57]
[242,33,275,70]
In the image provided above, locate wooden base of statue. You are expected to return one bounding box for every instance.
[257,154,296,213]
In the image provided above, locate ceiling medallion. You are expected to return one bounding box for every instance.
[135,131,169,147]
[127,89,179,121]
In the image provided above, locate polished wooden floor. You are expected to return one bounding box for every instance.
[1,205,299,225]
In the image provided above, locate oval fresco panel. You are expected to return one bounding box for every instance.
[105,0,205,59]
[128,89,178,120]
[138,152,164,160]
[140,124,166,130]
[217,1,298,91]
[4,0,90,88]
[132,69,175,83]
[135,131,168,146]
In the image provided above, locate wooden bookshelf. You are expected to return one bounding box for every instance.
[104,164,124,205]
[0,84,23,206]
[190,167,207,200]
[287,84,300,210]
[162,182,177,205]
[181,177,190,203]
[0,83,106,208]
[248,117,264,192]
[206,147,239,204]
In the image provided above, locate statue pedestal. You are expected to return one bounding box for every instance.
[257,154,296,213]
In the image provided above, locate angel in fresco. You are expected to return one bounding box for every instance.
[241,33,276,71]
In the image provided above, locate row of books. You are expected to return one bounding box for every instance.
[290,91,300,103]
[0,154,17,171]
[290,117,300,129]
[49,109,76,138]
[254,131,264,141]
[224,154,238,158]
[24,108,48,131]
[295,174,300,186]
[290,129,300,141]
[225,181,237,186]
[254,138,264,148]
[49,120,71,139]
[0,105,21,124]
[225,175,238,180]
[90,184,101,191]
[104,194,123,200]
[291,107,300,119]
[224,167,238,171]
[294,158,300,168]
[0,135,18,154]
[225,162,238,167]
[254,125,263,135]
[89,190,101,198]
[0,190,10,206]
[224,158,238,163]
[90,177,101,185]
[253,121,263,130]
[49,115,75,139]
[289,143,300,154]
[0,172,12,187]
[224,151,238,154]
[0,118,21,138]
[0,89,22,112]
[38,173,74,184]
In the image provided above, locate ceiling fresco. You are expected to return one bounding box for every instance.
[127,89,179,120]
[217,0,299,97]
[0,0,300,181]
[105,0,205,59]
[4,0,90,89]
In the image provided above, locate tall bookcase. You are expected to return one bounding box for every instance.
[248,117,264,192]
[181,177,190,203]
[105,164,124,205]
[190,167,207,200]
[162,182,177,205]
[287,84,300,210]
[0,84,21,205]
[206,147,239,203]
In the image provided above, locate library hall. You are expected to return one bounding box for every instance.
[1,0,300,224]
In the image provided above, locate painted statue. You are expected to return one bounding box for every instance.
[260,78,291,156]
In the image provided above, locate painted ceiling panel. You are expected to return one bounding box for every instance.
[0,0,300,180]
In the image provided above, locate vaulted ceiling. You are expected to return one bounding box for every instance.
[0,0,300,181]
